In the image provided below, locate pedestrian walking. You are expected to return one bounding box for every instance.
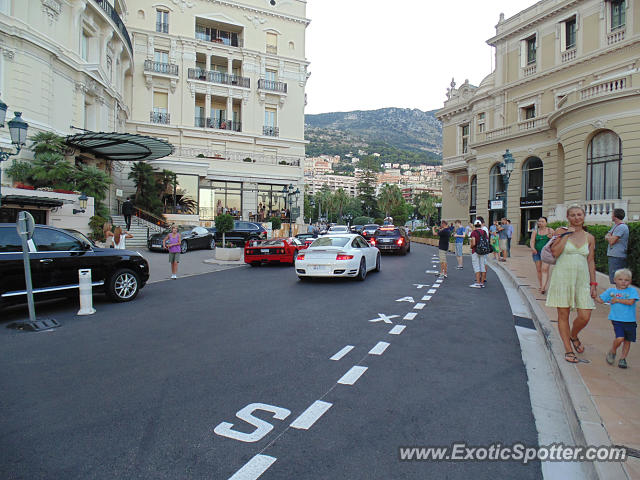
[122,196,134,230]
[605,208,629,284]
[454,220,465,269]
[469,220,490,288]
[596,268,639,369]
[545,205,597,364]
[163,226,181,279]
[529,216,554,294]
[113,226,133,250]
[434,220,454,278]
[497,218,509,262]
[506,219,513,257]
[103,221,114,248]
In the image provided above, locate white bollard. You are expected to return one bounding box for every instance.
[77,269,96,315]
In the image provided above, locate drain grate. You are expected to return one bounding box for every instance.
[7,318,60,332]
[514,315,535,330]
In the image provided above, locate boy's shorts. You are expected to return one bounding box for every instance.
[612,321,636,342]
[438,249,447,263]
[168,252,181,263]
[455,243,463,257]
[471,252,486,273]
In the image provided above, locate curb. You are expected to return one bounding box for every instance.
[491,259,628,480]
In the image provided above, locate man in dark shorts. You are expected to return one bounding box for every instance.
[434,220,454,278]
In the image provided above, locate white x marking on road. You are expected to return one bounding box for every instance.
[369,313,399,324]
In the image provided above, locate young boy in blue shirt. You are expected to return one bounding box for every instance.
[595,268,639,369]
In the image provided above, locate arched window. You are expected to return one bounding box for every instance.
[470,175,477,208]
[587,131,621,200]
[521,157,543,198]
[489,164,505,199]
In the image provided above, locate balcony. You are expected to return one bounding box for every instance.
[170,147,301,166]
[194,116,241,132]
[187,68,250,88]
[523,64,537,77]
[561,48,576,63]
[580,77,627,101]
[518,115,548,132]
[150,111,170,124]
[550,200,628,223]
[258,79,287,94]
[263,126,279,137]
[195,25,243,48]
[92,0,132,55]
[607,29,625,45]
[144,60,178,76]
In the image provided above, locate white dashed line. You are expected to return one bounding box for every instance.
[428,289,437,294]
[436,279,444,283]
[389,325,406,335]
[338,366,368,385]
[289,401,333,430]
[414,303,425,310]
[403,312,417,321]
[330,345,354,361]
[432,284,441,288]
[228,454,277,480]
[368,341,390,355]
[396,296,415,303]
[422,295,432,301]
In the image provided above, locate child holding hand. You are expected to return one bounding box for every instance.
[595,268,639,369]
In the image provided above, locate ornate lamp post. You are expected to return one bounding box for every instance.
[281,183,300,237]
[345,213,353,227]
[0,104,29,208]
[309,198,315,224]
[73,193,89,215]
[499,149,516,219]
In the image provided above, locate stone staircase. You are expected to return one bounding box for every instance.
[111,214,165,248]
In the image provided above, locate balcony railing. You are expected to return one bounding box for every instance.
[258,79,287,93]
[523,64,537,77]
[263,126,279,137]
[607,29,625,45]
[484,125,512,141]
[194,116,241,132]
[580,77,627,101]
[150,111,170,124]
[144,60,178,76]
[171,147,301,166]
[187,68,250,88]
[92,0,132,55]
[561,48,576,63]
[518,115,548,132]
[194,28,243,48]
[156,22,169,33]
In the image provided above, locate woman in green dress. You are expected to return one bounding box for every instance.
[546,206,598,363]
[529,216,554,294]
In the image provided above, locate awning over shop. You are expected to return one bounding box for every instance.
[65,132,174,162]
[1,195,65,208]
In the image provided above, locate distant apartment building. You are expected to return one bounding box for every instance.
[402,185,443,202]
[125,0,309,224]
[306,174,358,197]
[438,0,640,240]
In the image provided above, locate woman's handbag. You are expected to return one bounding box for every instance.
[541,230,572,265]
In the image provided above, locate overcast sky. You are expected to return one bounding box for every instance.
[305,0,537,114]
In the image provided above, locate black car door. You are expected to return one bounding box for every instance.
[0,226,44,300]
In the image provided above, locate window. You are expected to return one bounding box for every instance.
[156,9,169,33]
[266,32,277,54]
[195,25,240,46]
[587,131,622,200]
[460,124,469,154]
[0,226,21,253]
[265,69,277,82]
[521,157,543,198]
[565,17,576,49]
[477,113,485,133]
[153,92,168,114]
[81,31,89,61]
[33,228,83,252]
[611,0,626,31]
[524,105,536,119]
[154,50,169,65]
[526,36,537,64]
[489,164,505,199]
[265,107,276,127]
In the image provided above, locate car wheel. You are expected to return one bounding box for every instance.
[374,253,381,272]
[208,237,216,250]
[181,240,188,253]
[407,243,411,253]
[108,268,140,302]
[356,257,367,281]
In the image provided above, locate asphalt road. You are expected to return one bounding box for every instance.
[0,243,541,479]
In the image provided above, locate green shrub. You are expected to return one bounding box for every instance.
[586,224,610,276]
[6,160,34,184]
[88,215,108,242]
[373,218,384,225]
[215,214,234,246]
[548,220,568,230]
[353,216,372,225]
[268,216,282,231]
[627,222,640,286]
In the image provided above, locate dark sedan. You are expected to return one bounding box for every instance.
[0,224,149,307]
[147,226,215,253]
[370,225,411,255]
[206,221,268,246]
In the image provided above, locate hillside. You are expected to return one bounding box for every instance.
[305,107,442,166]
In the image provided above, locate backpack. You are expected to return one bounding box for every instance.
[475,230,492,255]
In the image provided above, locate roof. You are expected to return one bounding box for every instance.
[1,195,65,208]
[65,132,174,162]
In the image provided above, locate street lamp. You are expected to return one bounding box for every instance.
[0,107,29,208]
[73,193,88,214]
[281,183,300,236]
[499,149,516,218]
[345,213,353,227]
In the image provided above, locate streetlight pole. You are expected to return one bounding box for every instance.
[0,106,29,209]
[281,184,300,237]
[499,149,515,220]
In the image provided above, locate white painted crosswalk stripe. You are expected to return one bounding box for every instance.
[338,366,368,385]
[330,345,354,361]
[290,401,333,430]
[229,454,277,480]
[368,341,390,355]
[432,284,441,288]
[414,303,425,310]
[389,325,406,335]
[403,312,417,320]
[422,295,432,301]
[428,289,437,294]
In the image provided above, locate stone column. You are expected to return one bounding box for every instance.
[205,93,211,126]
[205,53,211,72]
[227,56,233,76]
[226,95,233,128]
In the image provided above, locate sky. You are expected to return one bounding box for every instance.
[305,0,537,114]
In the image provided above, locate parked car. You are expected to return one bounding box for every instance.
[244,237,307,266]
[206,221,268,246]
[0,224,150,307]
[147,225,214,253]
[295,234,380,281]
[361,224,380,239]
[350,225,364,234]
[295,232,317,247]
[370,225,411,255]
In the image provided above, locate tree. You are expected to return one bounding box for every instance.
[29,131,66,157]
[377,184,404,217]
[127,162,164,215]
[215,213,234,247]
[357,168,378,218]
[331,188,349,221]
[416,193,438,222]
[30,153,75,189]
[74,165,112,218]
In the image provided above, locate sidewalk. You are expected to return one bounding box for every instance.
[495,244,640,479]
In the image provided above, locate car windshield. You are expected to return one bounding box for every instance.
[329,226,348,231]
[311,237,350,248]
[364,224,379,230]
[259,240,285,246]
[296,234,314,239]
[377,227,399,237]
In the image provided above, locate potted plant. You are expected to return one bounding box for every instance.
[214,213,242,261]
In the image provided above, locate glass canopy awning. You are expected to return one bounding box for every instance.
[65,132,174,162]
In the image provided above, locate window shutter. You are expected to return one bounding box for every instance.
[520,40,527,68]
[560,22,567,51]
[153,92,168,110]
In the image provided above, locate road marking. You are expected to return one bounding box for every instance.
[427,289,437,294]
[414,303,425,310]
[403,312,417,320]
[338,366,368,385]
[413,284,430,289]
[422,295,432,301]
[425,270,439,274]
[228,454,277,480]
[330,345,354,361]
[435,279,443,283]
[369,313,399,324]
[396,296,414,303]
[389,325,406,335]
[289,401,333,430]
[432,284,441,288]
[368,341,390,355]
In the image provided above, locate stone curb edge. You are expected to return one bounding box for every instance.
[491,260,629,480]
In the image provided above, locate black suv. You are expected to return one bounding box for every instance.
[370,225,411,255]
[0,224,150,308]
[206,221,268,246]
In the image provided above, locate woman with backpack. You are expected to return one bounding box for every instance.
[469,220,491,288]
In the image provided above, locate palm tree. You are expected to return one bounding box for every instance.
[29,131,66,156]
[417,194,438,221]
[377,184,404,217]
[331,188,349,221]
[74,165,112,203]
[30,153,75,189]
[128,162,157,204]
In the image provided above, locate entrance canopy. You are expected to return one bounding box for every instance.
[65,132,174,162]
[1,194,65,208]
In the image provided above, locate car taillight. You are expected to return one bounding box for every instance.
[297,253,305,260]
[397,238,404,246]
[370,238,376,246]
[336,254,354,260]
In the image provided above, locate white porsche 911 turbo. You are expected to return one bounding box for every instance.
[295,234,380,281]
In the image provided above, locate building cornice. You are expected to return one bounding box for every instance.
[196,0,310,26]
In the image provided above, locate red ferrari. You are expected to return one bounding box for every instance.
[244,237,308,266]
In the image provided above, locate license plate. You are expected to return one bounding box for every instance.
[261,249,270,253]
[310,265,329,272]
[153,244,162,248]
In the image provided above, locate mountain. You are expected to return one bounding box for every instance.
[304,107,442,166]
